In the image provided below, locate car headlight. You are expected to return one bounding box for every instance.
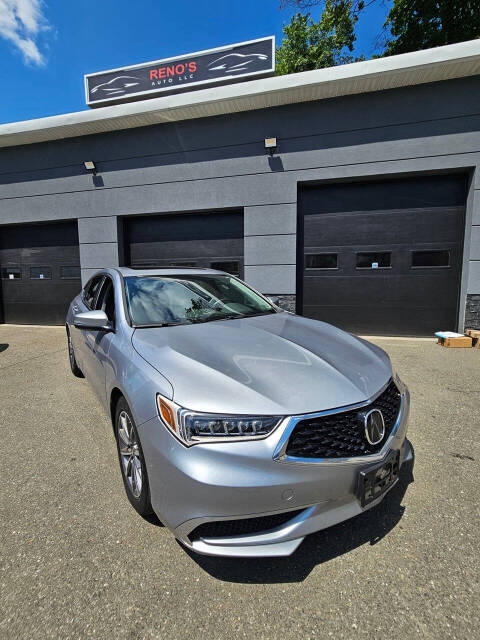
[156,394,282,446]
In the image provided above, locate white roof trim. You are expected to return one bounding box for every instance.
[1,39,479,149]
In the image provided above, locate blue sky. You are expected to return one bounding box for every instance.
[0,0,391,124]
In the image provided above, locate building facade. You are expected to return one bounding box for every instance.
[0,41,479,335]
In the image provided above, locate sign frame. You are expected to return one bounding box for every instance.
[84,36,275,107]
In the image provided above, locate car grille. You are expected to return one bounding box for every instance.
[285,379,401,459]
[188,509,304,541]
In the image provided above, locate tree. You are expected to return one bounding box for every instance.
[278,0,480,64]
[279,0,368,17]
[383,0,480,55]
[276,1,363,75]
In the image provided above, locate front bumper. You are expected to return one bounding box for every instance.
[138,381,411,557]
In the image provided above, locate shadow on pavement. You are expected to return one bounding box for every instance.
[143,512,164,527]
[184,456,415,584]
[0,344,9,353]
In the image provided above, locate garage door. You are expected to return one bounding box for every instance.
[124,211,244,276]
[0,221,81,325]
[299,175,467,336]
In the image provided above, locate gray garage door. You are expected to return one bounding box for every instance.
[299,175,467,336]
[0,221,81,325]
[124,210,244,277]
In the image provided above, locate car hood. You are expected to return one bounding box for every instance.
[131,313,392,416]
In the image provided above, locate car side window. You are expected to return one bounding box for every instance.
[83,276,104,309]
[95,277,115,323]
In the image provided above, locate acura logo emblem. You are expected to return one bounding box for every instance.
[362,409,385,445]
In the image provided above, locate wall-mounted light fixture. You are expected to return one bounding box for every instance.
[264,137,277,156]
[83,160,97,176]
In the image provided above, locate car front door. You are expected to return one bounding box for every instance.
[80,276,116,404]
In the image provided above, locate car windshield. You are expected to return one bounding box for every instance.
[124,274,277,327]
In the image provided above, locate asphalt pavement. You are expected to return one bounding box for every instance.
[0,325,478,639]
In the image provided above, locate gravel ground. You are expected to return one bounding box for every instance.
[0,326,478,640]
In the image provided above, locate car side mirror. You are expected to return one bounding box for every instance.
[74,310,113,331]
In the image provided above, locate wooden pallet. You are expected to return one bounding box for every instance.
[437,336,473,348]
[465,329,480,349]
[465,329,480,339]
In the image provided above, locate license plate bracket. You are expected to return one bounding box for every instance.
[357,450,400,508]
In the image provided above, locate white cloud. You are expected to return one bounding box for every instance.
[0,0,49,65]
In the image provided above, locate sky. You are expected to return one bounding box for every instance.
[0,0,391,125]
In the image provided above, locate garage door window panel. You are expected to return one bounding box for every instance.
[29,266,52,280]
[305,254,338,270]
[356,252,391,269]
[411,250,450,268]
[1,266,22,280]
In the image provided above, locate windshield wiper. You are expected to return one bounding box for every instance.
[188,314,241,324]
[189,310,276,324]
[135,321,187,328]
[240,310,277,318]
[160,321,190,327]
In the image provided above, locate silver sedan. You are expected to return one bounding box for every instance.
[66,267,413,557]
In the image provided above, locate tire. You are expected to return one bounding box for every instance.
[67,328,84,378]
[115,397,153,517]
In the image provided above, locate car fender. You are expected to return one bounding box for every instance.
[105,334,174,430]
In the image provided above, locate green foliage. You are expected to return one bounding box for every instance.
[276,1,363,75]
[276,0,480,73]
[383,0,480,55]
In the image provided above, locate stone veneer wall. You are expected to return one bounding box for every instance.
[268,294,296,313]
[465,294,480,330]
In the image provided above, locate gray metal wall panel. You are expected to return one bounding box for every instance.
[0,172,298,223]
[1,152,478,228]
[472,189,480,225]
[468,261,480,293]
[245,204,297,236]
[79,242,119,269]
[1,127,480,201]
[244,265,296,294]
[81,268,102,286]
[1,75,479,174]
[470,226,480,260]
[78,216,118,243]
[245,234,296,265]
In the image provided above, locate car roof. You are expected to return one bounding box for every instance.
[113,266,226,277]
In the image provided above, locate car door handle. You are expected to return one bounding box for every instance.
[73,305,79,312]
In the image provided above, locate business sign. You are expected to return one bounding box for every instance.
[85,36,275,107]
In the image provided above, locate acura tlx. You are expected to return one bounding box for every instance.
[66,267,412,557]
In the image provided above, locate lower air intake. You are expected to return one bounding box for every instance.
[189,509,304,541]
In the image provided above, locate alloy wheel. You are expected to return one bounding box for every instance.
[118,411,143,498]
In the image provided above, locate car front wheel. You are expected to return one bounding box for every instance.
[115,397,153,517]
[67,328,84,378]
